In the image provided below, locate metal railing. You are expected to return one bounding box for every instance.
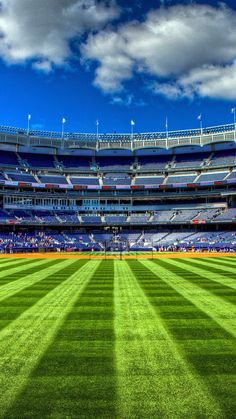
[0,123,235,150]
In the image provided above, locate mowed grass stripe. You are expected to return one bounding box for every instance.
[139,259,236,417]
[179,257,236,277]
[0,259,99,418]
[0,259,71,303]
[114,261,222,419]
[204,257,236,269]
[0,258,42,278]
[0,259,21,265]
[6,260,117,419]
[0,258,60,289]
[0,258,56,286]
[146,259,236,337]
[166,258,236,305]
[0,259,87,332]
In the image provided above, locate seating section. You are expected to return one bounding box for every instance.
[214,208,236,221]
[103,174,131,186]
[81,215,102,224]
[38,175,68,184]
[0,151,19,166]
[70,176,99,185]
[0,229,235,251]
[174,153,210,168]
[197,172,228,182]
[210,150,236,167]
[152,211,175,222]
[58,155,91,169]
[138,156,171,170]
[7,172,36,182]
[19,153,55,168]
[135,176,164,185]
[97,157,132,171]
[166,174,197,184]
[105,215,127,224]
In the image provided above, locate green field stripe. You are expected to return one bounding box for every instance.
[206,257,236,268]
[0,259,90,333]
[146,259,236,337]
[180,257,236,276]
[0,259,55,286]
[0,259,72,303]
[6,260,117,419]
[165,258,236,305]
[0,258,61,287]
[0,258,41,278]
[116,260,223,418]
[131,260,236,417]
[0,259,99,417]
[163,257,236,293]
[0,259,18,265]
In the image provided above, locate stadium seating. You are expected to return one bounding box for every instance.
[0,151,19,166]
[70,176,99,185]
[19,153,55,168]
[0,126,235,253]
[135,176,164,185]
[174,152,210,168]
[138,156,171,170]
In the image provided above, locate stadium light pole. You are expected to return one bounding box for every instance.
[96,119,99,141]
[231,108,236,130]
[131,120,135,149]
[27,114,31,135]
[61,117,66,149]
[197,114,203,146]
[61,117,66,138]
[165,116,169,149]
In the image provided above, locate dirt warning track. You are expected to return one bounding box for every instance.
[0,251,236,260]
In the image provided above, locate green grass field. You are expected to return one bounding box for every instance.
[0,256,235,418]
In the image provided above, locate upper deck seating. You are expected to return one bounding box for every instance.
[172,209,199,222]
[97,157,132,171]
[70,176,99,185]
[214,208,236,221]
[19,153,55,168]
[138,156,170,170]
[209,150,236,167]
[103,174,131,186]
[226,171,236,180]
[38,175,68,184]
[58,155,91,169]
[105,215,127,224]
[129,214,150,223]
[197,171,228,182]
[81,215,102,224]
[152,211,175,222]
[135,176,164,185]
[0,151,19,166]
[7,172,36,182]
[166,174,197,184]
[174,153,210,169]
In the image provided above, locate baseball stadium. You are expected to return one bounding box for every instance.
[0,122,235,418]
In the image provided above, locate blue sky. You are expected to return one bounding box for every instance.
[0,0,236,134]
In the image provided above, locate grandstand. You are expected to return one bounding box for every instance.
[0,122,235,253]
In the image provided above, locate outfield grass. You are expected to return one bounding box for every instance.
[0,257,235,418]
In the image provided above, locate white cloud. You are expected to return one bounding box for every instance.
[0,0,119,69]
[82,3,236,100]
